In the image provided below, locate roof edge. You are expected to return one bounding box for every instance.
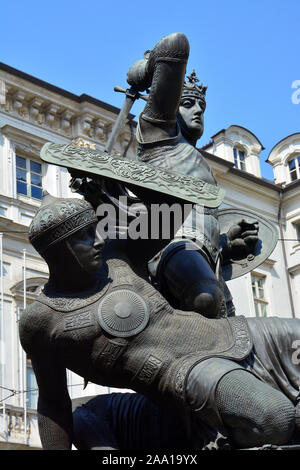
[211,125,265,150]
[267,132,300,162]
[0,62,133,118]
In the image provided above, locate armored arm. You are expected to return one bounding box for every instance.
[31,352,73,450]
[221,219,259,263]
[128,33,190,141]
[19,309,73,450]
[143,33,189,124]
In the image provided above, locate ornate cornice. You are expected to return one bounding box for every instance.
[0,124,46,155]
[0,80,131,151]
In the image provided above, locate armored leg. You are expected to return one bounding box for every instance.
[161,248,226,318]
[215,369,295,447]
[186,358,295,449]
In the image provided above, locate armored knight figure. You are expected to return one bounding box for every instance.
[19,194,300,450]
[127,32,259,318]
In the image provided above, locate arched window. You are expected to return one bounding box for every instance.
[288,155,300,182]
[233,148,246,171]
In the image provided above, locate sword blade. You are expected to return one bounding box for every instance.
[104,91,136,154]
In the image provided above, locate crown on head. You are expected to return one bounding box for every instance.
[181,70,207,102]
[29,192,98,255]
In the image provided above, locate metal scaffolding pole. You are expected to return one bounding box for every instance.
[0,233,7,440]
[22,248,27,445]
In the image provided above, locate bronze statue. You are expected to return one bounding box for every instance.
[19,194,300,450]
[18,32,300,451]
[39,33,261,321]
[126,32,259,318]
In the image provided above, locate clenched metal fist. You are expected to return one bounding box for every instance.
[126,51,151,92]
[223,219,259,259]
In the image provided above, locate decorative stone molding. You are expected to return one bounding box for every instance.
[263,257,277,267]
[267,133,300,184]
[232,139,249,153]
[29,97,43,121]
[11,277,48,300]
[0,125,46,156]
[14,140,41,156]
[45,103,60,128]
[289,263,300,275]
[80,113,94,138]
[71,137,96,150]
[250,144,262,157]
[213,132,231,147]
[60,110,72,133]
[0,80,135,156]
[268,134,300,164]
[0,83,75,137]
[0,80,6,105]
[208,125,264,177]
[269,143,300,167]
[12,90,27,117]
[284,150,300,167]
[94,118,112,142]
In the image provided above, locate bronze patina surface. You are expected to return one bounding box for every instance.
[40,142,225,208]
[19,193,300,451]
[219,208,278,281]
[18,32,300,452]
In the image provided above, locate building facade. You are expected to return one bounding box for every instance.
[0,63,299,448]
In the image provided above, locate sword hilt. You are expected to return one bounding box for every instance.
[104,85,148,154]
[114,85,148,101]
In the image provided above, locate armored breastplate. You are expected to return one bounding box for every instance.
[36,259,253,408]
[136,122,216,186]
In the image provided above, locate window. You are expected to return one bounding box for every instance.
[2,262,11,279]
[288,156,300,182]
[26,284,42,294]
[293,222,300,243]
[251,274,268,317]
[16,156,42,199]
[233,148,246,171]
[26,364,38,409]
[0,206,7,217]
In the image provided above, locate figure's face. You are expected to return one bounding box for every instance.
[178,97,205,141]
[67,223,104,273]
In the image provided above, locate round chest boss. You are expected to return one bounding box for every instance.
[97,289,149,337]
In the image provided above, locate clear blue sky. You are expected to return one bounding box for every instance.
[1,0,299,180]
